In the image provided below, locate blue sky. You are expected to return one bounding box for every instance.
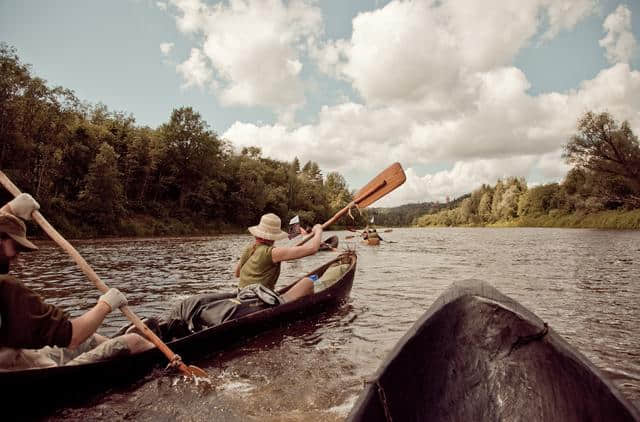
[1,0,639,206]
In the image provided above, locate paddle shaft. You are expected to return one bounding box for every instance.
[0,171,195,376]
[297,180,386,246]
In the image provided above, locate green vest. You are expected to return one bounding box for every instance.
[238,243,281,290]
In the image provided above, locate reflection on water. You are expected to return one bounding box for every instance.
[13,228,640,420]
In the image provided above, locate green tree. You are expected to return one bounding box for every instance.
[160,107,224,212]
[477,190,493,222]
[563,111,640,208]
[78,143,125,232]
[324,172,352,214]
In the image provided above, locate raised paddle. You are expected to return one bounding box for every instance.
[0,171,207,379]
[298,163,406,246]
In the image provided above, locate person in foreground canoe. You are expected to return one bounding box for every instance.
[118,214,349,342]
[0,194,154,370]
[234,213,323,303]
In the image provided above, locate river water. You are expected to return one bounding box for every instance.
[13,227,640,420]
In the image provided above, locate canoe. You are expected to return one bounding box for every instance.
[319,235,339,251]
[1,252,357,414]
[363,237,380,246]
[348,280,640,422]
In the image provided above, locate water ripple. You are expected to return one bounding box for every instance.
[12,228,640,419]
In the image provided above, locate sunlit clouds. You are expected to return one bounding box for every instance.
[159,0,639,205]
[600,4,637,64]
[167,0,322,109]
[159,42,174,56]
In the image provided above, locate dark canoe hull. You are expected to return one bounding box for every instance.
[348,280,640,422]
[1,253,357,413]
[319,235,339,251]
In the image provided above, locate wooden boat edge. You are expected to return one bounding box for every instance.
[347,279,640,421]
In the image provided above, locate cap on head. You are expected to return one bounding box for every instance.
[248,213,288,241]
[0,212,38,252]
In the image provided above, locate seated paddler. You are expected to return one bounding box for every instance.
[368,228,382,242]
[134,214,351,341]
[0,194,154,370]
[234,213,324,303]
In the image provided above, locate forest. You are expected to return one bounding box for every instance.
[3,42,639,235]
[415,111,640,229]
[0,43,359,237]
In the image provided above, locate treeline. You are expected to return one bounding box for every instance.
[369,196,470,227]
[0,44,358,237]
[417,111,640,228]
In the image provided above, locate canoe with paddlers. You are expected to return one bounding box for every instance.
[319,235,339,251]
[0,252,357,412]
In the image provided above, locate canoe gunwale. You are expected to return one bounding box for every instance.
[347,279,640,421]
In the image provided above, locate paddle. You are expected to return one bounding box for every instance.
[297,163,406,246]
[0,171,207,379]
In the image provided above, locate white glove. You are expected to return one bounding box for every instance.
[7,193,40,220]
[98,288,127,312]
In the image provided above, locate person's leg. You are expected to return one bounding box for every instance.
[281,277,314,303]
[121,333,155,353]
[66,333,154,366]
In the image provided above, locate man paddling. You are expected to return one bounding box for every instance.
[0,194,154,369]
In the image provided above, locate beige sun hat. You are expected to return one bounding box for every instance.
[0,212,38,252]
[248,213,288,241]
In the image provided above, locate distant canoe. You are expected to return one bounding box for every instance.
[363,237,380,246]
[347,280,640,422]
[319,235,339,251]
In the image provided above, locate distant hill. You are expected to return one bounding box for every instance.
[369,194,471,226]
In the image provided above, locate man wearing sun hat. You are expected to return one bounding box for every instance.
[234,213,324,302]
[0,193,154,369]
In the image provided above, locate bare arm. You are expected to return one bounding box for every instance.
[234,261,241,278]
[68,302,111,348]
[271,225,323,263]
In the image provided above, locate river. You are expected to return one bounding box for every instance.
[13,227,640,420]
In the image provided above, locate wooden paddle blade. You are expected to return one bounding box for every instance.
[353,162,406,208]
[187,365,209,378]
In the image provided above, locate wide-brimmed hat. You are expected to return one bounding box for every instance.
[0,212,38,252]
[248,213,288,241]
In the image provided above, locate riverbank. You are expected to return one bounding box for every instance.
[416,209,640,229]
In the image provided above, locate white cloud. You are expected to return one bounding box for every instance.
[541,0,597,40]
[167,0,322,109]
[314,0,596,110]
[171,0,638,206]
[599,4,637,64]
[176,48,213,89]
[224,61,640,205]
[156,1,168,11]
[160,42,174,56]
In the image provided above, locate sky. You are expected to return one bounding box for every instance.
[1,0,639,207]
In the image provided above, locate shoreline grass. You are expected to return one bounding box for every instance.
[416,209,640,230]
